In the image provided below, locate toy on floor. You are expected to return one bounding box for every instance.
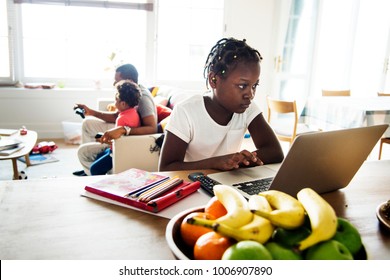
[31,141,58,154]
[18,171,28,180]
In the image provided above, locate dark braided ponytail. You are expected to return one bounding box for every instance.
[203,38,263,88]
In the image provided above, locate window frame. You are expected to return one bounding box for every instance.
[0,0,15,85]
[2,0,224,88]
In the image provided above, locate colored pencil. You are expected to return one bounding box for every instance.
[138,177,182,202]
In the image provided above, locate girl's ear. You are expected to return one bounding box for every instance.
[208,73,217,88]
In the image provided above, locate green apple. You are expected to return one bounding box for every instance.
[222,240,273,260]
[265,242,302,260]
[332,217,362,255]
[272,226,311,247]
[305,240,353,260]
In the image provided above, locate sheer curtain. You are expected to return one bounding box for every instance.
[273,0,318,114]
[311,0,390,97]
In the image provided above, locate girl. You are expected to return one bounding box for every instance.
[159,38,284,171]
[89,80,141,175]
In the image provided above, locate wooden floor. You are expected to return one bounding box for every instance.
[0,138,82,181]
[1,137,389,181]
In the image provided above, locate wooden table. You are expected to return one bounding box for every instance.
[0,160,389,259]
[0,130,37,179]
[304,97,390,137]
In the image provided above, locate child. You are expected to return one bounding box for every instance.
[90,80,141,175]
[159,37,284,171]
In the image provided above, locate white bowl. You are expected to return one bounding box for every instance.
[165,206,204,260]
[165,206,368,260]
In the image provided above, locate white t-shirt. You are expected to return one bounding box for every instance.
[165,94,261,162]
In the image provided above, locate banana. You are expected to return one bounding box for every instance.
[296,188,338,251]
[212,184,253,228]
[252,190,305,229]
[248,195,272,213]
[188,214,274,244]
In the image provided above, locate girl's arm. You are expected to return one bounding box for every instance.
[158,131,263,171]
[74,103,118,123]
[248,113,285,164]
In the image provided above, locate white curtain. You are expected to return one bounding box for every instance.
[311,0,390,97]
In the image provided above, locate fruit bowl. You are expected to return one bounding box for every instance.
[165,206,368,260]
[376,200,390,231]
[165,206,204,260]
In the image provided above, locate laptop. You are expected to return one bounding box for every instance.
[208,124,388,198]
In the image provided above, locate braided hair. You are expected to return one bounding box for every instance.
[115,80,141,108]
[203,38,263,88]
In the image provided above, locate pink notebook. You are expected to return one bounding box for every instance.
[84,168,200,213]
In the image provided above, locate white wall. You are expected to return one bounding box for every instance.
[0,88,114,138]
[223,0,277,112]
[0,0,278,139]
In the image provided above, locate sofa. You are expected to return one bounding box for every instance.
[97,86,204,173]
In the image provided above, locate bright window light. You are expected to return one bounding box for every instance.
[0,0,10,79]
[21,4,147,83]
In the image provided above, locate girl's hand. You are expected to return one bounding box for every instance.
[215,150,263,171]
[98,127,125,144]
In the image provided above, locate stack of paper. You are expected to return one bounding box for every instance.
[0,139,24,156]
[0,129,18,136]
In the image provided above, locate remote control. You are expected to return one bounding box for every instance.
[95,132,103,139]
[74,107,85,119]
[188,172,221,196]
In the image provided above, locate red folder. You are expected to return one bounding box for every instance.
[84,168,200,213]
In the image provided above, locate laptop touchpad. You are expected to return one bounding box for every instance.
[209,165,277,185]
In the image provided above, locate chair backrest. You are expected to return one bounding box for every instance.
[266,95,298,145]
[322,89,351,96]
[112,134,162,173]
[378,92,390,96]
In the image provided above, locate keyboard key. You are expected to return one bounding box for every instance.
[233,177,273,195]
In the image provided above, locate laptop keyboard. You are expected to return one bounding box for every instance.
[189,172,274,197]
[232,177,274,195]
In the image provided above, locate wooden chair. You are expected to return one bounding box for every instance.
[378,137,390,160]
[322,90,351,96]
[377,92,390,159]
[266,96,319,146]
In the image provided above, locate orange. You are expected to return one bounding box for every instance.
[193,231,235,260]
[180,212,214,247]
[205,196,227,219]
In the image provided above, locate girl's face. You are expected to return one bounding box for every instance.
[115,92,126,112]
[211,61,260,114]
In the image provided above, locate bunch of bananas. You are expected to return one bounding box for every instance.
[186,185,361,259]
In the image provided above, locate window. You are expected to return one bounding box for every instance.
[0,0,12,84]
[1,0,224,88]
[313,0,390,96]
[273,0,318,113]
[19,1,148,88]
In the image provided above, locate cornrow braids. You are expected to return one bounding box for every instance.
[116,80,141,108]
[203,38,263,88]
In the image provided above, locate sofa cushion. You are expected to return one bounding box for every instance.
[156,104,172,123]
